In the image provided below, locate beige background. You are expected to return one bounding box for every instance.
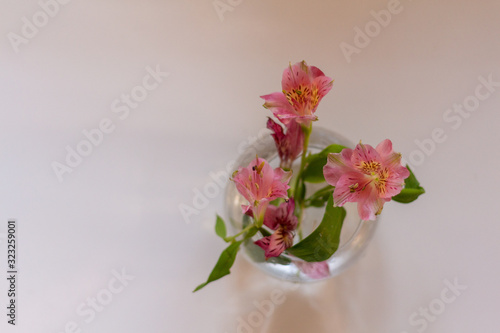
[1,0,499,332]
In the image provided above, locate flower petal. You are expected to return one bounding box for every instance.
[396,164,410,179]
[263,199,298,232]
[281,61,312,92]
[255,229,289,259]
[352,142,381,167]
[312,75,334,101]
[323,150,354,186]
[232,168,254,203]
[310,65,326,79]
[332,171,370,207]
[266,117,285,141]
[380,176,405,199]
[375,139,393,158]
[263,204,279,230]
[261,92,290,109]
[295,261,330,279]
[232,157,291,218]
[356,186,387,221]
[241,204,252,216]
[269,168,292,201]
[261,93,298,121]
[285,198,297,227]
[267,118,304,169]
[255,236,271,253]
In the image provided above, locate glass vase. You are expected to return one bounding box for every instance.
[224,127,378,282]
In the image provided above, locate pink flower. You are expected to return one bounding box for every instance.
[267,118,304,169]
[255,199,298,259]
[323,139,410,221]
[295,261,330,279]
[232,157,292,222]
[261,61,333,126]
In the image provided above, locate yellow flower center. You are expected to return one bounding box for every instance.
[283,85,320,112]
[374,168,389,195]
[360,161,381,174]
[359,161,389,195]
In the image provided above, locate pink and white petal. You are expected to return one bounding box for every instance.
[323,152,354,185]
[323,165,346,187]
[284,199,298,230]
[295,261,330,279]
[281,61,312,91]
[313,75,334,99]
[255,231,286,259]
[381,152,405,172]
[255,236,271,253]
[263,204,279,230]
[286,119,304,142]
[261,93,300,120]
[332,172,369,206]
[274,111,303,125]
[310,65,326,79]
[253,202,269,223]
[268,183,290,202]
[261,92,290,108]
[255,161,275,199]
[265,230,288,258]
[233,169,254,203]
[293,114,317,126]
[241,205,256,219]
[376,141,408,177]
[285,197,296,216]
[263,199,297,233]
[375,139,393,159]
[274,168,293,185]
[266,117,285,141]
[341,148,356,168]
[380,176,405,198]
[395,164,410,179]
[352,142,381,167]
[357,187,384,221]
[329,151,350,166]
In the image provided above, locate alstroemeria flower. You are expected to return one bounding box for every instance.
[267,118,304,170]
[295,261,330,279]
[232,157,292,222]
[261,61,333,126]
[323,139,410,221]
[255,199,298,259]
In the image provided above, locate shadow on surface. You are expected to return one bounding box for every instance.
[225,238,388,333]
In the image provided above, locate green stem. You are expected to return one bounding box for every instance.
[304,185,334,205]
[293,123,312,241]
[224,223,255,243]
[293,126,311,198]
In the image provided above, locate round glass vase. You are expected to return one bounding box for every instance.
[224,127,379,282]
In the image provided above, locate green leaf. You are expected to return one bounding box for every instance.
[193,241,242,292]
[302,144,347,183]
[403,165,421,188]
[392,166,425,203]
[215,215,227,241]
[392,188,426,203]
[305,144,347,163]
[308,198,330,207]
[287,196,345,262]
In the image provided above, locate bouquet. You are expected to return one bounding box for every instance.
[194,61,425,292]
